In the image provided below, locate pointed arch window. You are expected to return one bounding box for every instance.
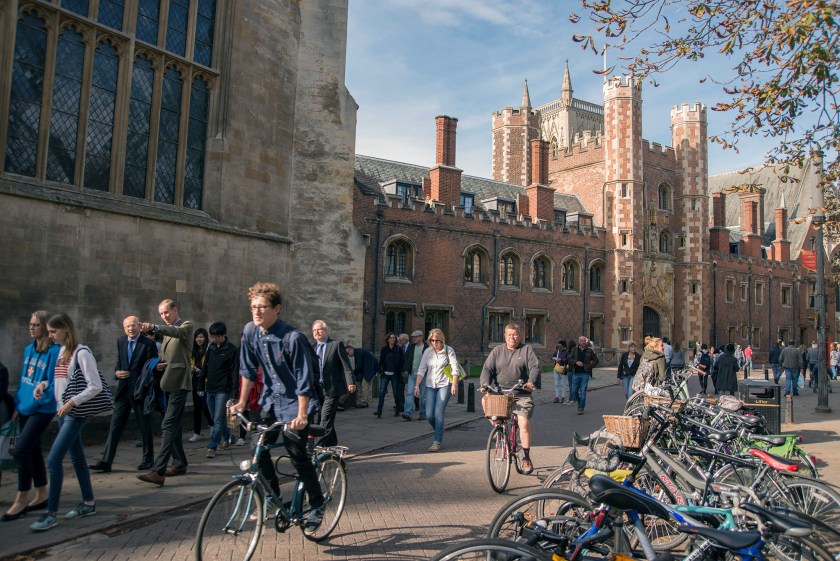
[499,252,520,288]
[589,262,604,293]
[659,231,672,254]
[154,66,183,204]
[84,39,120,190]
[46,27,86,184]
[562,259,579,292]
[464,246,489,285]
[533,256,551,290]
[385,239,413,280]
[658,183,671,211]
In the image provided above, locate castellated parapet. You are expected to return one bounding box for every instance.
[670,102,707,121]
[603,75,642,98]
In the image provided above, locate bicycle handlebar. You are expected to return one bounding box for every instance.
[481,380,526,394]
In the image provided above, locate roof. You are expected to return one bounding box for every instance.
[354,155,587,215]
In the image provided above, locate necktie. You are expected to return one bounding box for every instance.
[317,343,325,383]
[127,339,135,363]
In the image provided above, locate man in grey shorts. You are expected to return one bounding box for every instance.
[479,323,540,473]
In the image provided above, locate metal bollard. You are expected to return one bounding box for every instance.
[785,393,794,424]
[457,380,464,403]
[467,383,475,412]
[764,368,769,381]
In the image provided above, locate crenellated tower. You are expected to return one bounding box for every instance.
[491,80,541,186]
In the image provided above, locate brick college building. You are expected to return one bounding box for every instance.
[353,66,836,365]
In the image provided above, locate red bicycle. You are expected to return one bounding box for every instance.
[483,382,526,493]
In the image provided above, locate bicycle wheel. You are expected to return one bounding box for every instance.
[196,478,264,561]
[302,454,347,542]
[632,471,689,551]
[792,447,819,479]
[487,488,598,558]
[623,391,645,415]
[767,478,840,558]
[770,535,836,561]
[487,425,511,493]
[432,538,552,561]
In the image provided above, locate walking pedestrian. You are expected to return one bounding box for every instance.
[780,340,802,396]
[375,333,404,418]
[552,340,570,404]
[617,341,641,400]
[416,329,460,452]
[568,336,599,415]
[188,328,213,442]
[204,322,239,458]
[311,320,354,447]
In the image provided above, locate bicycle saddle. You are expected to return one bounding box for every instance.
[588,474,671,519]
[749,433,787,446]
[747,449,799,472]
[308,424,327,437]
[740,503,812,538]
[706,429,738,443]
[728,412,764,428]
[676,525,761,549]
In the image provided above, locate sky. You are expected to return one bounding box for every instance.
[345,0,772,180]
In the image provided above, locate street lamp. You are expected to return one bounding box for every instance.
[813,152,831,413]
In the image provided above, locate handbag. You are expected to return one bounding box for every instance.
[62,351,114,418]
[442,362,467,383]
[554,364,567,374]
[0,420,20,470]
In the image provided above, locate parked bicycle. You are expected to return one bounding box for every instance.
[483,381,527,493]
[195,413,348,561]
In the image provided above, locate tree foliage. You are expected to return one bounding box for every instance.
[571,0,840,233]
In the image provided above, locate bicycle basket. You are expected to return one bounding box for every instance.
[482,394,514,419]
[603,415,649,449]
[642,394,685,411]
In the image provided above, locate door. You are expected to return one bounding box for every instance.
[643,306,660,338]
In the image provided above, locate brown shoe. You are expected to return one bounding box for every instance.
[577,408,584,415]
[137,471,165,486]
[165,466,187,477]
[521,458,534,474]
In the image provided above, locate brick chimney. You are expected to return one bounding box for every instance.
[429,115,462,209]
[516,193,530,218]
[772,195,791,262]
[709,192,730,253]
[739,192,763,259]
[525,139,554,222]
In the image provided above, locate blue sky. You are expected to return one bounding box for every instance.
[345,0,770,179]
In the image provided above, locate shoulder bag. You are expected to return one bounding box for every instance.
[62,349,114,418]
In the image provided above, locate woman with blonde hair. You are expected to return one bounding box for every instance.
[642,336,667,386]
[413,329,459,452]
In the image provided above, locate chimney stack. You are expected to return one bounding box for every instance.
[709,192,730,253]
[530,138,548,186]
[772,196,791,262]
[429,115,462,209]
[524,139,554,223]
[739,191,764,259]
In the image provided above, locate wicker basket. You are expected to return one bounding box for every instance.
[643,394,686,411]
[603,415,650,449]
[482,394,514,419]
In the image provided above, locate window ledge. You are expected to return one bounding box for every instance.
[499,285,522,292]
[590,292,604,298]
[385,276,413,284]
[562,289,580,295]
[531,287,552,294]
[463,282,489,289]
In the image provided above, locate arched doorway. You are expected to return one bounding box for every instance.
[643,306,661,338]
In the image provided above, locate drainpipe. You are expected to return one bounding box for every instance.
[768,272,773,352]
[748,263,753,347]
[481,230,501,354]
[581,244,591,338]
[370,208,384,352]
[712,261,718,347]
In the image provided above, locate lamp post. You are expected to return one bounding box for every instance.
[813,152,831,413]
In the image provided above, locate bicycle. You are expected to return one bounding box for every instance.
[483,381,527,493]
[195,413,348,561]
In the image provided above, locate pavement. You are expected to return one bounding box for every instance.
[0,368,838,560]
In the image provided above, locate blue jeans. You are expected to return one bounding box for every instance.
[206,391,231,450]
[47,416,93,514]
[377,374,404,414]
[620,376,635,400]
[404,373,426,418]
[569,373,590,409]
[772,364,781,384]
[424,385,451,444]
[784,368,799,395]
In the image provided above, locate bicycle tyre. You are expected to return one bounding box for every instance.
[632,471,689,551]
[196,478,264,561]
[302,454,347,542]
[770,535,836,561]
[623,390,645,414]
[767,478,840,558]
[431,537,552,561]
[487,425,511,493]
[792,447,819,479]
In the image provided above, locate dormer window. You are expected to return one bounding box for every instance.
[396,182,421,206]
[460,193,474,215]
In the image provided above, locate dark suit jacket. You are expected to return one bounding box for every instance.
[617,351,641,378]
[405,342,428,374]
[315,338,353,397]
[116,335,159,401]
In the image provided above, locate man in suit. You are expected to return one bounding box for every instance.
[137,299,194,486]
[402,330,428,421]
[90,316,158,472]
[311,320,354,447]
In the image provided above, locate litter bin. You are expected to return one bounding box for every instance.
[737,379,781,434]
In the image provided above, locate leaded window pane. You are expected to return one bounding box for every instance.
[4,13,47,176]
[194,0,216,66]
[62,0,90,17]
[166,0,189,56]
[84,41,119,191]
[136,0,160,45]
[46,28,85,184]
[97,0,124,31]
[184,78,208,209]
[124,57,154,198]
[154,67,182,204]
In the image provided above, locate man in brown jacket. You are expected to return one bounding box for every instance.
[137,299,194,486]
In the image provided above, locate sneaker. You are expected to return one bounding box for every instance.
[305,507,324,532]
[235,438,246,446]
[553,397,560,403]
[206,449,216,458]
[521,458,534,474]
[188,433,202,442]
[428,442,441,452]
[219,441,229,451]
[65,503,96,519]
[30,514,58,531]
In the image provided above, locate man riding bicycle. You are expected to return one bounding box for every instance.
[479,323,539,473]
[229,282,324,530]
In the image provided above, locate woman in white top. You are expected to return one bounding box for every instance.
[30,313,101,532]
[413,329,459,452]
[830,343,840,380]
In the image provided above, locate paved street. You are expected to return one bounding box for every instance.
[1,371,839,560]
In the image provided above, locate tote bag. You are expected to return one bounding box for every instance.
[61,351,114,418]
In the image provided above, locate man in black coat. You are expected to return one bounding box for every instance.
[345,343,376,408]
[311,320,354,447]
[91,316,159,472]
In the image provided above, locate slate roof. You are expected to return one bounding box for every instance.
[708,160,818,256]
[355,155,587,215]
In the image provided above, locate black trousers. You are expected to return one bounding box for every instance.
[13,412,52,492]
[191,386,213,434]
[257,410,324,508]
[152,389,188,475]
[101,395,154,465]
[317,395,341,447]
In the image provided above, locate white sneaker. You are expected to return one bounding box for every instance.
[188,433,202,442]
[235,438,246,446]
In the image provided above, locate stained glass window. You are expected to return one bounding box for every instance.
[97,0,124,31]
[124,56,154,198]
[62,0,90,17]
[166,0,189,56]
[84,40,119,191]
[194,0,216,66]
[4,13,47,177]
[136,0,160,45]
[184,78,209,209]
[154,67,182,204]
[46,27,85,184]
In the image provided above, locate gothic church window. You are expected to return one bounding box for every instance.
[550,137,558,159]
[658,183,670,211]
[464,246,489,286]
[532,255,551,290]
[499,252,520,288]
[385,239,412,280]
[488,311,511,344]
[589,261,604,293]
[561,258,579,292]
[659,231,672,254]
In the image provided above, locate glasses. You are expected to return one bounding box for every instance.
[430,339,443,343]
[29,323,42,328]
[250,304,273,311]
